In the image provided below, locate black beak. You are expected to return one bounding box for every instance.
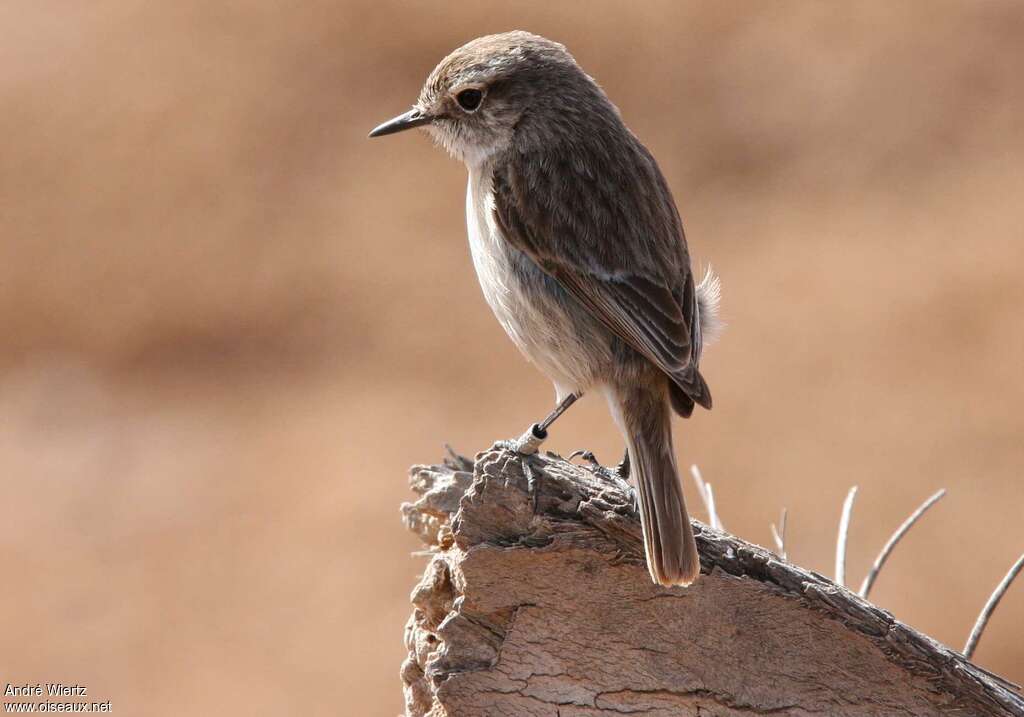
[368,108,432,138]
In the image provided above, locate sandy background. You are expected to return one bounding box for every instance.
[2,2,1022,714]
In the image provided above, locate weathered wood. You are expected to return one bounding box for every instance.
[400,445,1024,716]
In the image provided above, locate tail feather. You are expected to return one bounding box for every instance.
[608,383,700,586]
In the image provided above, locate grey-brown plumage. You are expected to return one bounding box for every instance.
[370,31,721,586]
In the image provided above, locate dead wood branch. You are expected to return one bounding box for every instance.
[400,445,1024,716]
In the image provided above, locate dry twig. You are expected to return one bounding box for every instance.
[771,507,788,561]
[858,489,946,599]
[835,486,858,587]
[690,464,723,531]
[964,553,1024,660]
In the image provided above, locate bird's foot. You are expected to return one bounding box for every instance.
[568,449,615,480]
[569,449,631,481]
[496,423,549,512]
[569,449,637,510]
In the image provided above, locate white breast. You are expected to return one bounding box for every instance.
[463,168,599,400]
[465,170,531,353]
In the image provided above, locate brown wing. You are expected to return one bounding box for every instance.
[491,137,711,411]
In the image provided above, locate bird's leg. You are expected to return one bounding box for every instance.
[509,392,580,455]
[498,392,581,513]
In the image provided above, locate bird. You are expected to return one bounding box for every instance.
[369,31,721,586]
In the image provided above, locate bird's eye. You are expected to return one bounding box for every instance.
[456,88,483,112]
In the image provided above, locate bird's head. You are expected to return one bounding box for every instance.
[369,31,599,165]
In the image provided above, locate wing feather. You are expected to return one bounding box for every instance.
[491,136,711,410]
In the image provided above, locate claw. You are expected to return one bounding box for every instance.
[617,451,630,480]
[522,457,540,513]
[570,448,627,487]
[568,449,601,469]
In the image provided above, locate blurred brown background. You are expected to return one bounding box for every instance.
[2,1,1022,714]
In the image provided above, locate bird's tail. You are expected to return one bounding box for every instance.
[607,382,700,586]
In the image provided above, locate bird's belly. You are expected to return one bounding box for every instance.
[465,177,610,394]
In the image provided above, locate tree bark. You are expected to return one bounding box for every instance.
[400,445,1024,716]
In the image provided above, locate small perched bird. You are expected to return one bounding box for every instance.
[370,32,721,586]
